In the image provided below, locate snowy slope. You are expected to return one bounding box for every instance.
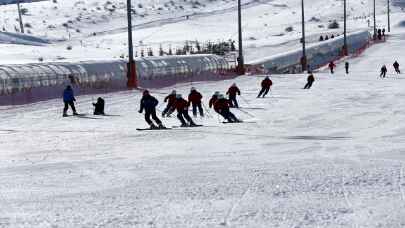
[1,14,405,228]
[0,0,400,63]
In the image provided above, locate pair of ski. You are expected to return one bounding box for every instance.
[136,121,256,131]
[136,124,203,131]
[64,114,120,119]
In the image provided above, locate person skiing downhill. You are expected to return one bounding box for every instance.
[62,85,78,117]
[214,94,240,123]
[393,61,401,74]
[304,73,315,89]
[139,90,165,129]
[257,76,273,98]
[209,91,220,109]
[345,62,349,74]
[380,65,388,78]
[188,87,204,117]
[328,61,336,74]
[226,83,241,108]
[162,90,177,117]
[174,94,196,127]
[93,97,105,115]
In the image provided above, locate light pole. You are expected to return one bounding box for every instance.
[388,0,391,32]
[17,0,24,33]
[343,0,348,55]
[236,0,245,75]
[126,0,137,88]
[373,0,377,39]
[300,0,307,72]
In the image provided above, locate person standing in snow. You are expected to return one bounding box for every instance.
[345,62,350,74]
[188,87,204,117]
[226,83,241,108]
[304,73,315,89]
[393,61,401,74]
[209,91,220,109]
[380,65,388,78]
[162,90,177,117]
[139,90,165,129]
[257,76,273,98]
[174,94,196,127]
[328,61,336,74]
[214,94,240,123]
[93,97,105,115]
[62,85,78,117]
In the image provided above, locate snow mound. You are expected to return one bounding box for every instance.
[0,32,49,46]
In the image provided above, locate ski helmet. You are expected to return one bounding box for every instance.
[214,91,220,96]
[176,94,182,99]
[171,90,176,94]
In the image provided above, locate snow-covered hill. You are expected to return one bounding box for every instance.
[1,13,405,226]
[0,0,401,64]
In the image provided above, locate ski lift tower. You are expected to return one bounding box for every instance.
[0,0,47,33]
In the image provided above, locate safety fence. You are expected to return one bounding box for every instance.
[247,30,371,74]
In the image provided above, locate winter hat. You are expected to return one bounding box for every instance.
[143,90,149,96]
[218,94,224,99]
[190,87,196,91]
[232,83,236,86]
[176,94,182,99]
[171,90,176,94]
[214,91,220,96]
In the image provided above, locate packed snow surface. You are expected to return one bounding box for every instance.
[1,19,405,227]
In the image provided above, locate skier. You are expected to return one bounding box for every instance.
[209,91,220,109]
[328,61,336,74]
[226,83,241,108]
[319,35,324,41]
[304,73,315,89]
[380,65,388,78]
[377,29,382,40]
[393,61,401,74]
[93,97,105,115]
[257,76,273,98]
[162,90,176,117]
[138,90,165,129]
[214,94,240,123]
[382,28,386,37]
[188,87,204,117]
[345,62,350,74]
[62,85,78,117]
[174,94,196,127]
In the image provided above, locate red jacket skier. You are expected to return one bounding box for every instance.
[174,94,196,127]
[257,76,273,98]
[188,87,204,117]
[328,61,336,74]
[226,83,241,108]
[209,91,220,108]
[162,90,177,117]
[214,94,240,123]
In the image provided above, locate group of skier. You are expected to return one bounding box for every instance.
[61,58,401,129]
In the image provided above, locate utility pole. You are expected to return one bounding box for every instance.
[300,0,307,72]
[388,0,391,32]
[126,0,137,88]
[236,0,245,75]
[373,0,377,39]
[343,0,348,55]
[17,0,24,33]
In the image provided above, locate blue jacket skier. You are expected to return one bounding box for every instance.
[63,85,78,117]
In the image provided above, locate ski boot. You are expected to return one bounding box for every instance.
[63,113,68,117]
[149,123,158,129]
[158,123,166,129]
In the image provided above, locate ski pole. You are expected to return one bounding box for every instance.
[238,108,256,118]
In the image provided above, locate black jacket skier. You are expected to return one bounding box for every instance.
[304,74,315,89]
[139,90,165,129]
[393,61,401,74]
[345,62,349,74]
[93,97,105,115]
[380,65,388,78]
